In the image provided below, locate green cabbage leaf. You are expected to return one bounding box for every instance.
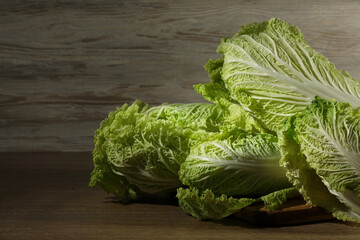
[176,187,256,220]
[176,187,298,220]
[180,131,291,197]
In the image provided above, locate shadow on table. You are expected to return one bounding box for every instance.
[217,216,338,228]
[102,192,360,229]
[103,192,179,206]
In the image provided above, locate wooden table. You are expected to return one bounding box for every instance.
[1,152,359,240]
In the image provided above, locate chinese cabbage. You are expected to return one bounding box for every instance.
[280,97,360,222]
[196,18,360,132]
[90,101,226,202]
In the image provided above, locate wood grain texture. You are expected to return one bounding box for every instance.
[1,152,359,240]
[1,1,360,151]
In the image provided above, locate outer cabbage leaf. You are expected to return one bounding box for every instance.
[279,97,360,222]
[90,100,227,202]
[179,131,292,197]
[176,187,256,220]
[90,101,147,202]
[196,18,360,132]
[195,58,265,133]
[145,102,225,132]
[176,187,299,220]
[260,187,299,211]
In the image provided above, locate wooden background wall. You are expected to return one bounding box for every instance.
[1,0,360,152]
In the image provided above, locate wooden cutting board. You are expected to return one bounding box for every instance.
[233,198,334,226]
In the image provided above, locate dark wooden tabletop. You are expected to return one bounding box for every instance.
[1,152,359,240]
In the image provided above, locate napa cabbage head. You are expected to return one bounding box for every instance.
[177,128,299,220]
[280,97,360,223]
[195,18,360,132]
[90,100,228,202]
